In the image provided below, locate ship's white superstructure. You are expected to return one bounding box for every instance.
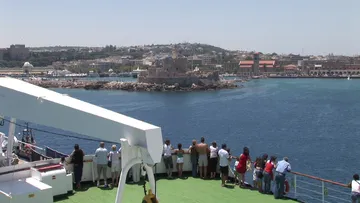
[0,77,163,203]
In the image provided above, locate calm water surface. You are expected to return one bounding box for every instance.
[2,79,359,184]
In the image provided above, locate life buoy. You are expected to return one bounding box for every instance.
[285,179,290,193]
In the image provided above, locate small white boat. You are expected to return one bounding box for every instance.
[347,76,351,80]
[131,67,147,78]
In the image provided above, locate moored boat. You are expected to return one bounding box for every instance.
[131,67,147,78]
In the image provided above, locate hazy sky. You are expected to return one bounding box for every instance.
[1,0,359,55]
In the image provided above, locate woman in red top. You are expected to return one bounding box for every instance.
[236,147,251,187]
[263,156,277,194]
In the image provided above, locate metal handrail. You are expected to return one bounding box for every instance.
[288,171,350,203]
[290,171,348,188]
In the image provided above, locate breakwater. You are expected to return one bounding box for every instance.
[27,79,239,91]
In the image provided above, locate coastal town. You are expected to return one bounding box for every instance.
[1,43,360,78]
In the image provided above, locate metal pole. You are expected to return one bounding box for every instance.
[322,181,325,203]
[294,174,297,198]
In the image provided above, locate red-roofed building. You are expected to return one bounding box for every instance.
[284,64,298,74]
[238,60,280,75]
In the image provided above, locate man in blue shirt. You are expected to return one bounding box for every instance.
[274,157,291,199]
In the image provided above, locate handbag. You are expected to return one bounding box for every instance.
[256,170,264,179]
[107,152,112,168]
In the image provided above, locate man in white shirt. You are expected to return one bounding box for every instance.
[163,139,174,178]
[95,142,108,187]
[274,157,291,199]
[350,174,360,203]
[218,143,231,187]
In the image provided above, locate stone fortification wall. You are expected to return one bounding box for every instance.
[27,79,238,92]
[163,57,188,73]
[138,76,199,87]
[138,56,221,87]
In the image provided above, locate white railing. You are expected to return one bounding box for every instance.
[0,190,12,199]
[287,171,350,203]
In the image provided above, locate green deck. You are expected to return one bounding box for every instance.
[54,177,298,203]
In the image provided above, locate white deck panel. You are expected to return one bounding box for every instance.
[0,178,53,203]
[0,178,51,195]
[0,77,163,164]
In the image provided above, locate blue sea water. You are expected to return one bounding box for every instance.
[2,78,359,187]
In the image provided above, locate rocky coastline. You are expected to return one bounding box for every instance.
[27,79,239,92]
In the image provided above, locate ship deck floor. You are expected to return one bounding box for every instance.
[54,177,298,203]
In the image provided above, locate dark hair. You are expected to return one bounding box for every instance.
[178,143,182,150]
[221,144,227,149]
[354,174,359,181]
[200,137,205,143]
[255,157,262,167]
[165,139,170,144]
[60,157,65,162]
[243,147,249,155]
[260,154,268,169]
[212,141,217,147]
[74,144,79,150]
[270,156,277,162]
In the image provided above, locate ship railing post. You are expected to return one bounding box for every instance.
[294,174,297,198]
[321,181,325,203]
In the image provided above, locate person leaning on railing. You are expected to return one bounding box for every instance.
[348,174,360,203]
[163,139,174,179]
[209,141,218,179]
[236,147,251,188]
[70,144,85,189]
[274,157,291,199]
[188,140,198,178]
[263,156,277,194]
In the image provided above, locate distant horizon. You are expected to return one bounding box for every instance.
[1,0,359,56]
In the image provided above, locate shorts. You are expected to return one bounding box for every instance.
[163,156,173,169]
[352,192,360,201]
[220,166,229,176]
[111,162,120,172]
[176,157,184,164]
[253,169,263,181]
[209,157,218,172]
[198,154,208,167]
[97,164,107,172]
